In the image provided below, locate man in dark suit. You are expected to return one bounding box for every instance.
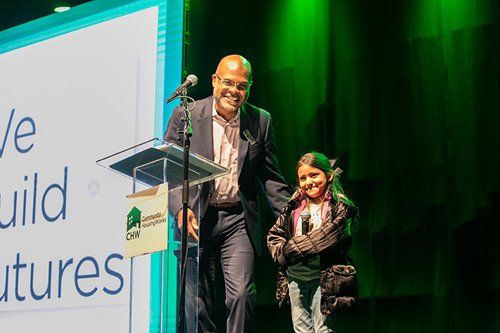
[164,54,290,333]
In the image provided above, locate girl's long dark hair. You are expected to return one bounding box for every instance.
[296,151,355,207]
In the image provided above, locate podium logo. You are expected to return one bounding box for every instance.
[126,206,141,240]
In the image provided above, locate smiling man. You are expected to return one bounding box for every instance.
[164,54,290,333]
[212,55,252,119]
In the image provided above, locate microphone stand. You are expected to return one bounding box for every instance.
[177,90,193,333]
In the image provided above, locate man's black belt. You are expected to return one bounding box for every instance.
[208,202,241,209]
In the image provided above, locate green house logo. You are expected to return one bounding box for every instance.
[127,206,141,231]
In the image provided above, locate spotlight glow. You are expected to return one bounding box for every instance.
[54,6,71,13]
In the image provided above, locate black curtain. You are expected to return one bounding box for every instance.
[184,0,500,331]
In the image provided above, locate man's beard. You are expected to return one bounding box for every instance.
[215,95,240,113]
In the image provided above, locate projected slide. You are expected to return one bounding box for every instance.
[0,6,159,332]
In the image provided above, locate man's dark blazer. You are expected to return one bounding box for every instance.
[163,96,290,254]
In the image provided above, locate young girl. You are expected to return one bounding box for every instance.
[267,151,358,333]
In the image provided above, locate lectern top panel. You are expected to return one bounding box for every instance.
[96,138,229,189]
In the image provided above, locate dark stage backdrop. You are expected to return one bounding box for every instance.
[179,0,500,332]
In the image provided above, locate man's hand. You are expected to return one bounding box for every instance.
[177,208,199,242]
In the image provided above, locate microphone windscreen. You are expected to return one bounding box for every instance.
[186,74,198,86]
[300,210,311,221]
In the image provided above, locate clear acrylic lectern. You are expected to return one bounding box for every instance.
[96,138,229,333]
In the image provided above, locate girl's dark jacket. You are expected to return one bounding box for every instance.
[266,191,358,315]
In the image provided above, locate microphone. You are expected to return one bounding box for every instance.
[166,74,198,103]
[300,210,311,235]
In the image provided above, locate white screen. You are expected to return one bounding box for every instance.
[0,7,159,332]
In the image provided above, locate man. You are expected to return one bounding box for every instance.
[164,54,290,332]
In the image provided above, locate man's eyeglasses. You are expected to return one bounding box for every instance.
[215,73,252,91]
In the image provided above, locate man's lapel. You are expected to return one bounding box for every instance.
[238,104,251,178]
[196,98,214,160]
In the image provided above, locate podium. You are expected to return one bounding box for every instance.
[97,138,229,333]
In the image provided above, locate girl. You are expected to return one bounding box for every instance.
[267,151,358,333]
